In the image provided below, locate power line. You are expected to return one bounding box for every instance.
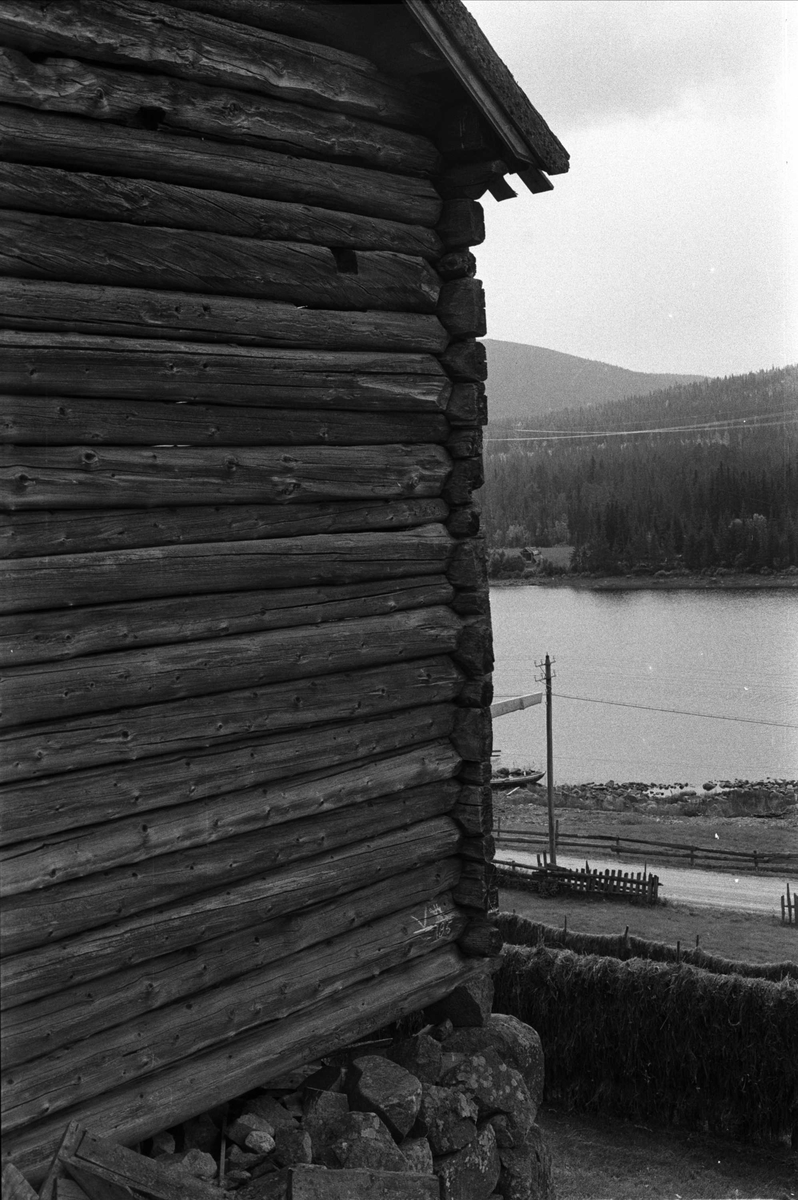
[552,691,798,730]
[511,409,797,436]
[487,415,798,443]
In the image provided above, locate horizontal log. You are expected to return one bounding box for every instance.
[1,443,452,511]
[2,859,460,1066]
[0,0,436,129]
[454,615,494,676]
[1,604,461,726]
[435,249,477,280]
[436,200,485,249]
[436,278,487,340]
[2,897,465,1132]
[458,916,503,958]
[2,744,460,894]
[442,458,483,506]
[2,575,454,667]
[0,212,440,313]
[0,106,440,226]
[448,537,488,590]
[0,277,447,352]
[451,707,493,761]
[1,526,453,614]
[1,497,448,559]
[446,429,482,459]
[0,50,442,175]
[458,760,491,786]
[1,789,459,954]
[4,949,487,1184]
[2,655,461,783]
[446,383,487,427]
[450,785,494,837]
[0,703,457,845]
[435,160,510,201]
[0,395,449,448]
[452,860,493,910]
[438,339,487,382]
[0,333,450,410]
[456,674,493,707]
[446,506,480,538]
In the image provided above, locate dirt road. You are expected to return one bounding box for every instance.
[494,848,790,915]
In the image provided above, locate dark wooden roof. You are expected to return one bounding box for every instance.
[404,0,569,185]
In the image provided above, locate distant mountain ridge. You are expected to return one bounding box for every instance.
[484,339,706,420]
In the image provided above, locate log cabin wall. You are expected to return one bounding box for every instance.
[0,0,565,1180]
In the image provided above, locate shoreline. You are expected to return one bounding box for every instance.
[490,573,798,591]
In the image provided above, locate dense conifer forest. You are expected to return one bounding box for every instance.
[483,365,798,575]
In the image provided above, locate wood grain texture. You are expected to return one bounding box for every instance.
[4,950,489,1183]
[1,497,448,559]
[0,395,449,448]
[0,106,441,225]
[0,822,463,1011]
[1,791,459,953]
[0,50,442,175]
[1,606,462,726]
[1,212,440,312]
[1,526,453,614]
[1,443,452,511]
[0,0,436,129]
[0,333,450,410]
[2,860,460,1066]
[1,747,461,894]
[2,577,454,666]
[1,655,462,782]
[2,898,465,1131]
[0,278,447,351]
[0,704,457,845]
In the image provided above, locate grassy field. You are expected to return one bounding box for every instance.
[538,1105,797,1200]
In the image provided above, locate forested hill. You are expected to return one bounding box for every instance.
[483,365,798,575]
[484,339,705,419]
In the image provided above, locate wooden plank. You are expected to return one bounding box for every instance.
[0,333,450,409]
[1,526,453,614]
[0,277,447,350]
[0,821,462,1011]
[0,212,440,313]
[0,443,452,511]
[0,106,440,226]
[0,395,449,448]
[2,859,461,1067]
[289,1165,439,1200]
[2,897,465,1132]
[1,742,461,894]
[0,0,436,129]
[4,950,488,1184]
[1,792,459,955]
[1,575,454,666]
[1,604,461,725]
[0,703,457,845]
[0,49,442,175]
[37,1121,84,1200]
[1,497,448,559]
[0,1163,38,1200]
[61,1133,219,1200]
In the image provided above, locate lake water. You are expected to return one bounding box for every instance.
[490,585,798,785]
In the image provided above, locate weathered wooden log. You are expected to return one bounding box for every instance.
[0,104,441,228]
[446,428,482,459]
[451,785,493,836]
[2,655,462,781]
[2,497,448,559]
[446,505,480,538]
[458,761,491,786]
[0,395,449,448]
[456,674,493,707]
[452,860,493,909]
[442,457,483,506]
[1,605,461,726]
[4,950,489,1183]
[437,102,500,161]
[461,834,495,863]
[448,537,488,590]
[0,1,436,130]
[435,160,510,201]
[436,278,486,339]
[0,163,443,261]
[436,200,485,249]
[2,575,454,666]
[0,703,457,844]
[446,383,487,426]
[2,896,465,1132]
[2,859,460,1066]
[0,50,442,176]
[1,821,462,1011]
[0,334,451,410]
[0,278,448,352]
[1,526,453,614]
[1,795,459,954]
[435,249,477,280]
[439,339,487,382]
[2,747,460,895]
[42,1129,222,1200]
[450,707,492,761]
[0,1163,37,1200]
[458,916,503,958]
[1,442,452,511]
[0,212,440,313]
[454,615,494,676]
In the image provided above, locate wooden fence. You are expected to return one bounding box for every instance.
[782,883,797,926]
[495,823,795,875]
[496,857,660,905]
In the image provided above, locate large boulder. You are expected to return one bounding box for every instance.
[444,1014,545,1112]
[427,976,494,1028]
[329,1112,409,1173]
[348,1055,422,1140]
[388,1032,443,1085]
[440,1049,533,1124]
[434,1123,501,1200]
[416,1084,478,1155]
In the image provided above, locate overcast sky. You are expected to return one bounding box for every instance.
[464,0,798,377]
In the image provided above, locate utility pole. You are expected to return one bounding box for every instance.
[535,653,557,866]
